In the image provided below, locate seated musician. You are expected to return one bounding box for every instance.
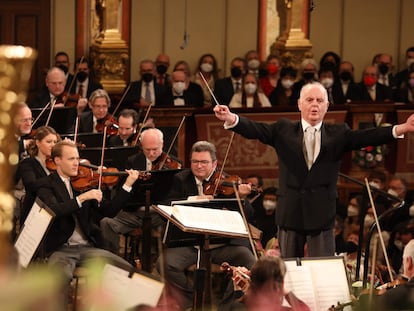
[107,109,139,147]
[29,67,87,113]
[155,140,256,311]
[230,255,311,311]
[100,128,181,255]
[35,140,141,307]
[77,89,113,133]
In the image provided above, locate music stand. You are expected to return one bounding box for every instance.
[31,107,77,134]
[62,133,104,148]
[78,146,141,169]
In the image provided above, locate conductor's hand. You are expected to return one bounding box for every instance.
[214,104,237,125]
[396,113,414,136]
[77,189,103,204]
[124,169,141,187]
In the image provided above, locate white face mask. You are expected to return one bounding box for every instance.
[173,82,186,95]
[244,83,257,95]
[248,59,260,70]
[388,188,399,198]
[320,77,334,89]
[281,79,294,89]
[364,214,375,228]
[394,239,403,251]
[200,63,213,73]
[263,200,277,211]
[369,181,381,189]
[347,205,359,217]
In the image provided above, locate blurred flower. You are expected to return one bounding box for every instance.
[353,145,385,169]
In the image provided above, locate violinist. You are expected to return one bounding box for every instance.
[107,109,139,147]
[35,140,141,308]
[67,57,103,111]
[100,128,180,254]
[155,140,256,311]
[13,102,33,163]
[18,126,60,223]
[77,89,114,133]
[375,239,414,310]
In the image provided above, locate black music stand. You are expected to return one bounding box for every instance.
[31,107,77,134]
[78,145,141,169]
[62,133,104,148]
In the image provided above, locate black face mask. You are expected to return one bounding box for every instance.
[231,67,242,79]
[303,71,315,81]
[142,73,154,83]
[77,71,88,83]
[156,64,168,74]
[339,71,352,82]
[57,64,68,75]
[379,63,389,75]
[345,241,358,253]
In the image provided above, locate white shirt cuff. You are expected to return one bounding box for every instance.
[392,125,404,138]
[122,184,132,193]
[224,114,240,129]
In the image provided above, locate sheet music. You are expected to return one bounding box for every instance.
[100,264,164,309]
[14,200,54,268]
[283,258,352,311]
[171,204,248,236]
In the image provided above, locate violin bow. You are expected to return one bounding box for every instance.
[157,115,186,170]
[62,55,85,106]
[364,178,394,283]
[45,98,57,126]
[32,100,51,128]
[111,83,132,117]
[73,115,80,145]
[212,131,235,197]
[97,125,108,195]
[199,71,220,106]
[132,102,154,146]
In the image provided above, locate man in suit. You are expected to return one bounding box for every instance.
[357,65,393,102]
[35,140,141,305]
[122,59,167,110]
[77,89,112,133]
[161,70,204,107]
[156,140,256,310]
[331,61,360,104]
[395,47,414,90]
[214,82,414,258]
[214,57,246,106]
[154,53,171,87]
[107,109,139,147]
[101,128,181,254]
[54,51,74,90]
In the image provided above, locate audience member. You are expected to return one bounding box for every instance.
[356,65,393,102]
[54,51,73,89]
[193,53,219,107]
[318,66,336,104]
[395,68,414,103]
[375,53,396,90]
[395,46,414,89]
[332,61,360,104]
[259,55,281,97]
[291,58,318,102]
[229,73,271,108]
[154,53,171,87]
[214,57,246,106]
[319,51,341,77]
[269,66,297,106]
[245,50,261,77]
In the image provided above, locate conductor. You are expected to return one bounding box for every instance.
[214,82,414,258]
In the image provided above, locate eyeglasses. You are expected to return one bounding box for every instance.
[92,105,108,110]
[191,160,211,165]
[20,118,34,123]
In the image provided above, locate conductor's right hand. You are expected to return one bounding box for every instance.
[77,189,103,204]
[214,104,237,125]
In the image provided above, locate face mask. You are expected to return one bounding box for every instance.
[231,67,242,79]
[321,77,334,89]
[339,71,352,82]
[200,63,213,73]
[364,76,376,87]
[173,82,186,94]
[267,64,279,75]
[247,59,260,70]
[408,78,414,88]
[406,58,414,68]
[77,71,88,83]
[156,64,168,74]
[347,205,359,217]
[345,241,358,253]
[364,214,375,228]
[394,239,403,251]
[378,63,389,75]
[369,181,380,189]
[142,73,153,83]
[387,188,399,198]
[263,200,277,211]
[281,79,294,89]
[303,71,315,81]
[244,83,257,95]
[57,64,68,75]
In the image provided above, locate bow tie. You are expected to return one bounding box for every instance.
[174,95,184,99]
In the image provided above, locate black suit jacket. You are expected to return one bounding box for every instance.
[78,111,94,133]
[331,80,361,104]
[356,82,393,102]
[160,82,204,108]
[19,157,49,222]
[122,80,167,109]
[214,77,236,106]
[29,87,53,108]
[36,172,132,256]
[67,78,103,99]
[232,117,395,231]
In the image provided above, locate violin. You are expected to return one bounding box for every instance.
[151,152,182,171]
[376,275,408,294]
[46,156,57,171]
[95,114,118,135]
[203,171,262,197]
[55,91,81,108]
[220,262,251,289]
[71,159,150,191]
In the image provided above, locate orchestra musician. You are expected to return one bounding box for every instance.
[155,140,256,311]
[18,126,60,223]
[13,102,33,163]
[35,140,141,307]
[100,128,181,255]
[107,109,139,147]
